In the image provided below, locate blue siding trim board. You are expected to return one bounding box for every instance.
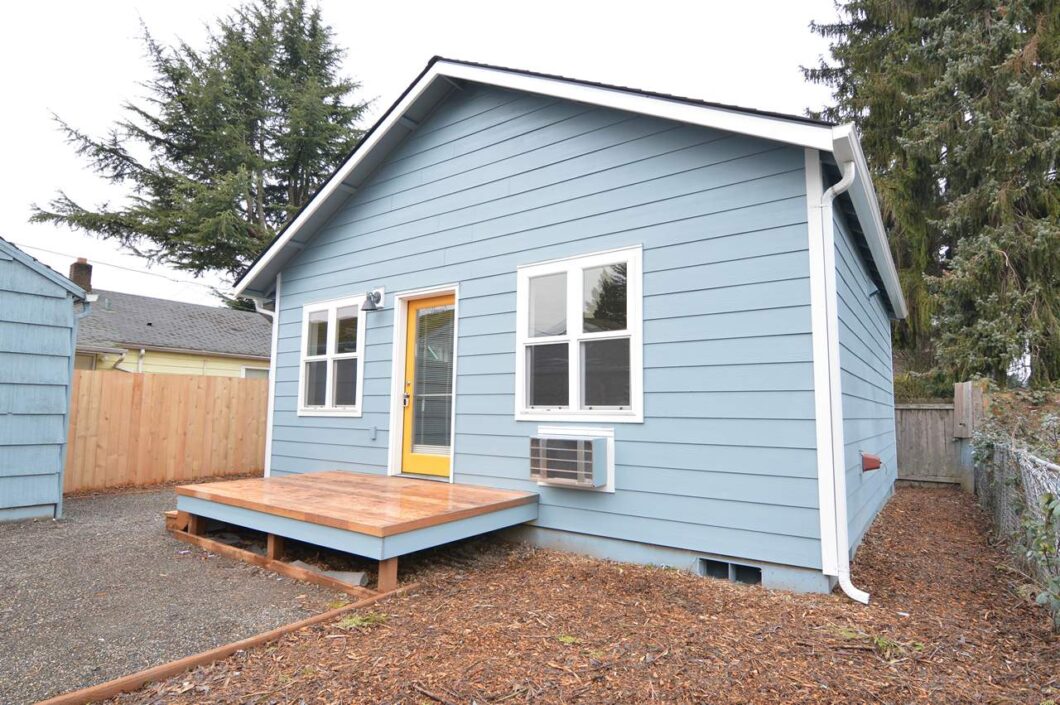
[266,84,836,576]
[0,254,79,519]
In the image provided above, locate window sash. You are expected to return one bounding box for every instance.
[515,247,641,420]
[299,296,366,414]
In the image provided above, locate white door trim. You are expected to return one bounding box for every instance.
[386,284,460,483]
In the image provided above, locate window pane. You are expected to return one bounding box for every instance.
[582,338,630,407]
[304,360,326,406]
[243,368,269,380]
[413,305,455,450]
[333,358,358,406]
[583,263,627,333]
[335,305,358,354]
[306,310,328,356]
[529,272,566,337]
[528,343,568,407]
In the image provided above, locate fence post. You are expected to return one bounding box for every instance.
[953,381,986,492]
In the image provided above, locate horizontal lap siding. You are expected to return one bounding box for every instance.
[833,212,897,550]
[274,85,821,569]
[0,257,75,515]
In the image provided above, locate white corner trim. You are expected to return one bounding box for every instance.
[807,148,870,604]
[536,425,616,493]
[263,272,281,477]
[805,149,839,577]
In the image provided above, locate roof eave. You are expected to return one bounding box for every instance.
[830,125,908,319]
[234,59,839,298]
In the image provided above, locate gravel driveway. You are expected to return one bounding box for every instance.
[0,489,341,705]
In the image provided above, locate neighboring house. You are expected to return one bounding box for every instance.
[231,58,906,597]
[70,259,271,378]
[0,237,87,521]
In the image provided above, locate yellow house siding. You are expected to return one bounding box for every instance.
[86,350,269,378]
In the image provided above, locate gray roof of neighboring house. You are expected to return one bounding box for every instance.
[77,289,271,358]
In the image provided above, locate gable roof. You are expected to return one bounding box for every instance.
[78,289,271,359]
[0,236,86,299]
[234,57,907,319]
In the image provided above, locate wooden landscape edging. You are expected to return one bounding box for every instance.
[33,584,416,705]
[169,527,377,599]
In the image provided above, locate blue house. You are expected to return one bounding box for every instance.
[199,59,907,599]
[0,237,87,521]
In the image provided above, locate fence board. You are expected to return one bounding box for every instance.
[63,370,268,493]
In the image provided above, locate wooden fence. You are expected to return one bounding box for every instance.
[64,370,268,493]
[895,381,984,490]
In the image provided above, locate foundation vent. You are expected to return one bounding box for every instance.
[698,558,762,585]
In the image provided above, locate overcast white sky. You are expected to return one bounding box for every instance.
[0,0,839,306]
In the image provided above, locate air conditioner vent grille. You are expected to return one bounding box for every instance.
[530,436,606,488]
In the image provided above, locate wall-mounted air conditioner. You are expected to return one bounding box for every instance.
[529,435,608,489]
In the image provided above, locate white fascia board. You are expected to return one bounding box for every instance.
[830,125,909,319]
[439,62,836,152]
[237,60,838,296]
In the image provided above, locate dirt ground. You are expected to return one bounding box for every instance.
[106,487,1058,705]
[0,489,340,705]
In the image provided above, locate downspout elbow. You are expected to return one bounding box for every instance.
[251,296,275,320]
[822,160,856,208]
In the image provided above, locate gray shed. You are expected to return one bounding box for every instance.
[0,237,87,520]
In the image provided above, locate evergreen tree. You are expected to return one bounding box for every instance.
[806,0,1059,384]
[32,0,368,278]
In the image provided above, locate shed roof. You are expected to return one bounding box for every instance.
[78,289,271,359]
[0,236,86,299]
[234,57,906,318]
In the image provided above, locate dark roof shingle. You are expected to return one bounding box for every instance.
[78,290,271,358]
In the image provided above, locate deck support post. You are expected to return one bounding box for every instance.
[187,514,207,536]
[378,557,399,592]
[266,533,285,561]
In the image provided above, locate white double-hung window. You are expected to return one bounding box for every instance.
[298,295,367,417]
[515,246,643,422]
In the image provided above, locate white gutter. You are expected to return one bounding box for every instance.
[822,159,870,604]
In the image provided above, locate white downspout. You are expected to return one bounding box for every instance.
[820,159,870,604]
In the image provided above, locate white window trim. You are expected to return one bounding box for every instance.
[515,245,644,423]
[297,294,368,417]
[241,365,270,379]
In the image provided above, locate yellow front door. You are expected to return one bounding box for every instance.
[400,293,456,477]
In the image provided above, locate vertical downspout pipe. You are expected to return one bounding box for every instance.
[820,160,870,605]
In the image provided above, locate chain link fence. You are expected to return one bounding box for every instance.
[975,442,1060,626]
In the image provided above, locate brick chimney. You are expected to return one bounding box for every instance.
[69,257,92,292]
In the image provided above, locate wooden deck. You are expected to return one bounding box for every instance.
[170,471,538,592]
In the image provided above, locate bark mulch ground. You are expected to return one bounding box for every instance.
[109,487,1058,704]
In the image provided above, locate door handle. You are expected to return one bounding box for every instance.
[402,392,410,408]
